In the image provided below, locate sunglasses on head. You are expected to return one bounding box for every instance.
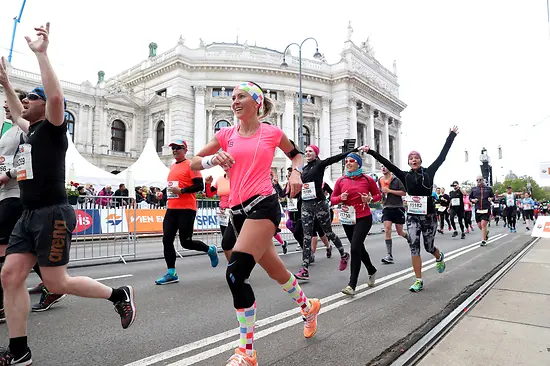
[27,93,44,101]
[171,145,185,151]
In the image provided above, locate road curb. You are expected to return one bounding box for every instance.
[365,235,537,366]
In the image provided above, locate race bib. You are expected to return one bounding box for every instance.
[507,198,515,207]
[287,198,298,212]
[339,205,356,225]
[15,144,33,181]
[524,204,532,210]
[406,196,428,215]
[464,203,471,211]
[0,156,14,173]
[301,182,316,200]
[167,181,179,199]
[451,198,460,206]
[493,202,500,208]
[217,208,229,226]
[477,209,489,214]
[438,205,447,212]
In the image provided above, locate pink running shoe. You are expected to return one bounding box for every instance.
[338,253,350,271]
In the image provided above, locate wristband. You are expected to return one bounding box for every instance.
[201,155,216,169]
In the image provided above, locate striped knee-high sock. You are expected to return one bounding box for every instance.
[236,302,256,357]
[282,272,311,312]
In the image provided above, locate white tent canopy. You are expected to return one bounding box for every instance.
[118,138,171,188]
[65,132,120,188]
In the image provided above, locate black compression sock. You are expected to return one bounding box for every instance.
[108,287,125,303]
[9,336,28,357]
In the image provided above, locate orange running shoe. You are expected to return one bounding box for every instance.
[226,348,257,366]
[301,298,321,338]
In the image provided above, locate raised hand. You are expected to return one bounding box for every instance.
[358,145,370,153]
[450,125,459,134]
[25,22,50,54]
[205,176,213,184]
[0,57,9,87]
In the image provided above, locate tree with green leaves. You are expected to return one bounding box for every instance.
[492,176,550,201]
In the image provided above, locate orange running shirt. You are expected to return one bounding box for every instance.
[167,159,201,210]
[379,175,391,190]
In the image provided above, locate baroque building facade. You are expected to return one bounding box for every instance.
[0,30,406,182]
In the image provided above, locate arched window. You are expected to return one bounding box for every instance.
[65,111,75,142]
[111,120,126,152]
[214,120,231,133]
[302,126,311,147]
[156,121,165,153]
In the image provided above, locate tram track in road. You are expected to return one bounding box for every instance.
[124,233,508,366]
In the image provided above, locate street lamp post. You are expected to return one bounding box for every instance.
[280,38,322,152]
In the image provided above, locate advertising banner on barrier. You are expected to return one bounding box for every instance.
[73,209,102,235]
[531,215,550,238]
[125,209,164,232]
[100,208,129,233]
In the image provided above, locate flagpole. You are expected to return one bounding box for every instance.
[7,0,27,63]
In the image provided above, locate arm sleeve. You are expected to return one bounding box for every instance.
[274,183,285,198]
[182,178,204,193]
[323,184,333,198]
[367,149,407,183]
[427,131,457,175]
[369,176,382,203]
[204,183,216,198]
[320,148,359,169]
[330,178,343,206]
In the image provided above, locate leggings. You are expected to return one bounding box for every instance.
[504,207,516,229]
[162,209,209,268]
[342,216,375,289]
[464,211,473,228]
[407,214,438,256]
[438,209,451,229]
[450,209,465,233]
[301,200,344,268]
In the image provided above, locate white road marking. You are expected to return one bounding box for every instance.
[26,274,133,291]
[167,234,509,366]
[124,234,506,366]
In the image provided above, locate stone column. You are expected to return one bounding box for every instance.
[396,121,402,166]
[148,114,153,140]
[193,86,206,155]
[349,97,358,142]
[76,104,85,147]
[367,105,376,169]
[321,97,331,176]
[130,113,137,156]
[86,105,93,153]
[283,91,294,142]
[207,109,213,141]
[383,114,390,158]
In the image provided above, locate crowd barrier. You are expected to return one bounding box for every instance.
[69,197,384,263]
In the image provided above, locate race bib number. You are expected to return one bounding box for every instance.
[15,144,33,181]
[477,209,489,214]
[287,198,298,212]
[167,181,179,199]
[339,205,356,225]
[524,204,532,210]
[507,198,515,207]
[451,198,460,206]
[217,208,229,226]
[0,156,14,173]
[406,196,428,215]
[438,205,447,212]
[301,182,316,200]
[493,202,500,208]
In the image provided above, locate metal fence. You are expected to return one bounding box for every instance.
[68,196,384,264]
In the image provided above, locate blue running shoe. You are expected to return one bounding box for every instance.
[155,272,179,285]
[208,245,219,268]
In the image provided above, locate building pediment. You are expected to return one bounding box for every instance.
[104,93,142,108]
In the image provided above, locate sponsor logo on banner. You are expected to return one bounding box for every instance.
[194,207,220,230]
[73,209,102,235]
[100,209,128,233]
[125,209,165,233]
[532,215,550,238]
[540,162,550,179]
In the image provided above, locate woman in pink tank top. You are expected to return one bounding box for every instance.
[190,81,321,365]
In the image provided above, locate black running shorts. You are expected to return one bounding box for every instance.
[382,207,406,225]
[0,198,23,244]
[221,194,281,251]
[475,212,490,223]
[7,203,76,266]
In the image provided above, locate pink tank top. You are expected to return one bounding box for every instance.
[215,124,283,207]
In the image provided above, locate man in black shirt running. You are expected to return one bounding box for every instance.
[448,181,466,239]
[0,23,136,364]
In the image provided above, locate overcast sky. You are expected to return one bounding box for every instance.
[2,0,549,187]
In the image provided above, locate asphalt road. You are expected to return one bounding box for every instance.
[1,224,533,366]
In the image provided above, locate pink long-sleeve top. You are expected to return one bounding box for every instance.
[331,174,382,219]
